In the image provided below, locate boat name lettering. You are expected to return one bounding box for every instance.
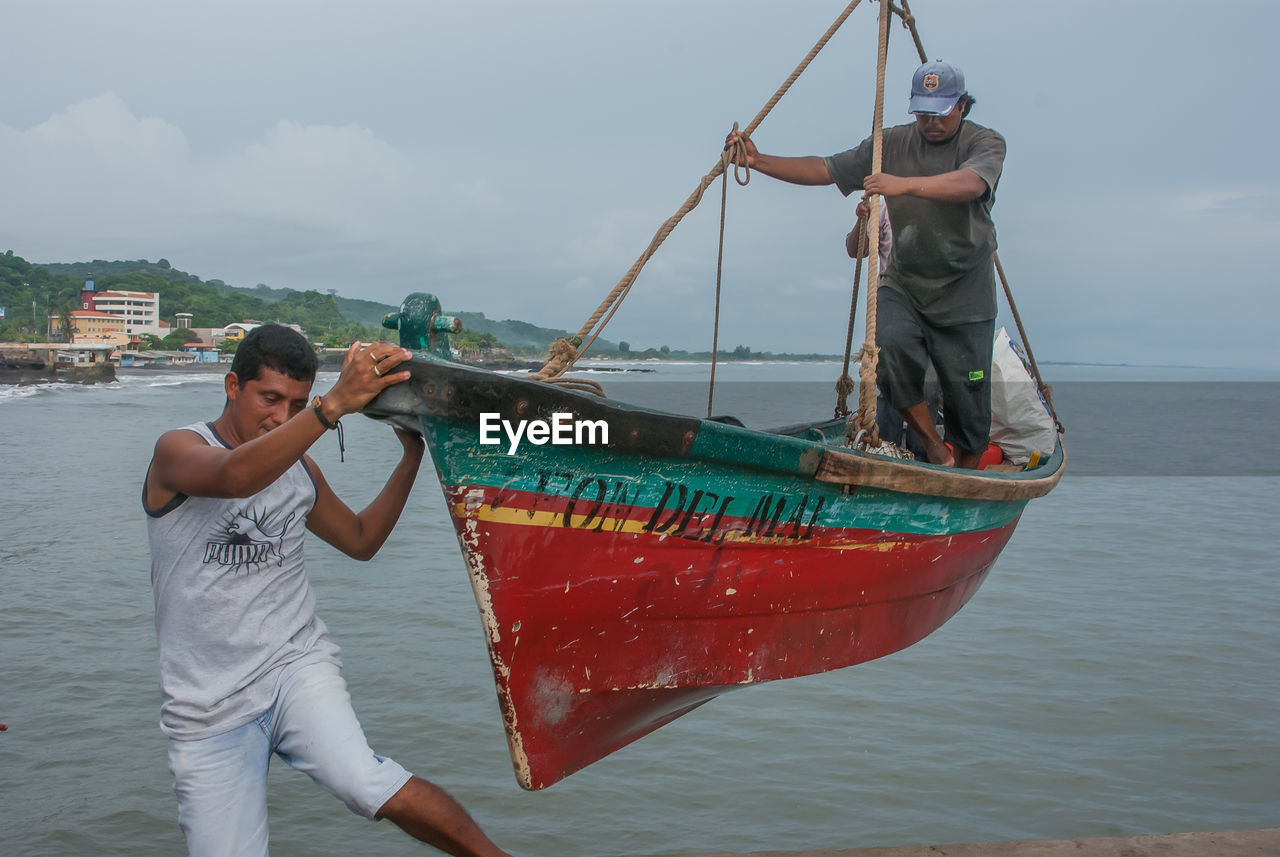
[643,482,735,543]
[644,481,826,544]
[523,472,825,543]
[479,412,609,455]
[563,477,643,532]
[741,492,826,542]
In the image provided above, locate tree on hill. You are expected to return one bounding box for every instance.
[271,289,345,333]
[53,302,78,341]
[41,258,199,285]
[453,329,503,362]
[0,253,81,341]
[160,328,200,349]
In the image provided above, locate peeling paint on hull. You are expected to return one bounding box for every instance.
[450,490,1015,789]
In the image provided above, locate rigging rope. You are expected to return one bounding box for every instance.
[707,126,750,417]
[995,254,1061,432]
[890,0,926,62]
[834,209,868,419]
[851,0,893,443]
[533,0,867,381]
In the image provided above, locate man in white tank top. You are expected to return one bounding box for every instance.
[144,324,514,857]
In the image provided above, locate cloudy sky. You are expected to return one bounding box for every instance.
[4,0,1278,368]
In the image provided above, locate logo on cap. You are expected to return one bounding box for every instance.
[922,73,940,92]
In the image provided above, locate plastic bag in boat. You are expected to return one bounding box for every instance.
[989,327,1056,465]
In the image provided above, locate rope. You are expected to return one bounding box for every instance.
[891,0,927,62]
[834,209,868,419]
[708,129,749,417]
[707,170,725,416]
[534,337,578,382]
[545,376,606,397]
[852,0,893,443]
[739,0,866,139]
[995,253,1063,433]
[534,0,867,380]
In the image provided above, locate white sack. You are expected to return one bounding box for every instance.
[989,327,1057,465]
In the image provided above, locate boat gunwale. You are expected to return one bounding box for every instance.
[363,358,1065,504]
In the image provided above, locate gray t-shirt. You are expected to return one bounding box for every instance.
[825,120,1006,326]
[145,422,342,739]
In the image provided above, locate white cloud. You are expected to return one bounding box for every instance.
[0,92,500,291]
[0,93,189,238]
[201,120,427,240]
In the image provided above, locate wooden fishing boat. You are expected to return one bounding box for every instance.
[366,294,1064,790]
[367,0,1066,791]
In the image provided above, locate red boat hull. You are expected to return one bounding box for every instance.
[447,483,1017,789]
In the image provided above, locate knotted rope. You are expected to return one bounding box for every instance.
[889,1,926,62]
[534,0,867,381]
[850,0,893,444]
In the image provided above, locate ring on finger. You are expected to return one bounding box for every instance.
[373,364,383,377]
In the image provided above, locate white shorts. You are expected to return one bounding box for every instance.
[166,661,412,857]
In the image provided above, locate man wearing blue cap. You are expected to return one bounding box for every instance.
[726,61,1005,469]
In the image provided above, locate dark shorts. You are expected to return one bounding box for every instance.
[875,287,994,456]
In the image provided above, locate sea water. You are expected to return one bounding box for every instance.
[1,362,1277,856]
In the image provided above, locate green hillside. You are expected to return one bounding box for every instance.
[32,258,366,345]
[1,252,89,340]
[8,253,831,359]
[6,253,609,353]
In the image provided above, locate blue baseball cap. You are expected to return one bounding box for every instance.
[909,61,965,115]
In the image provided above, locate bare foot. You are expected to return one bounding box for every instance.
[924,438,955,467]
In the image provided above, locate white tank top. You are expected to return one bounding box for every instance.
[145,421,341,739]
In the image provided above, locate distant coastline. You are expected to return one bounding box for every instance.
[115,358,657,375]
[116,363,227,374]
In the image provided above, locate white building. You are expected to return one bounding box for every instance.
[87,290,167,337]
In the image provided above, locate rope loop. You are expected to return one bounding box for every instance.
[723,123,752,187]
[849,425,889,453]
